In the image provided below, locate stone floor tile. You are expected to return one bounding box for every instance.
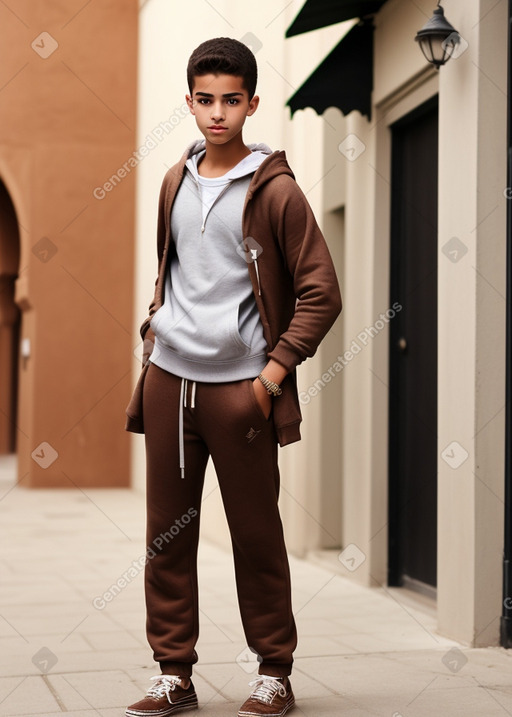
[456,646,512,685]
[52,670,142,709]
[43,674,92,712]
[82,630,145,651]
[33,712,123,717]
[284,670,335,700]
[1,648,155,679]
[331,631,439,654]
[193,662,263,702]
[195,622,238,645]
[0,611,110,640]
[0,676,59,716]
[295,617,350,637]
[194,640,250,669]
[294,653,439,697]
[0,632,91,658]
[295,635,355,657]
[290,695,380,716]
[197,604,247,626]
[377,684,512,717]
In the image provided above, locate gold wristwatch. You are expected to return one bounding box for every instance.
[257,373,282,396]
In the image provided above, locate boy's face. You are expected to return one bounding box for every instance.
[186,73,259,146]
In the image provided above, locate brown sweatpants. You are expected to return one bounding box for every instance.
[142,362,297,678]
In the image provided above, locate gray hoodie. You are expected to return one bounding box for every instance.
[149,140,271,382]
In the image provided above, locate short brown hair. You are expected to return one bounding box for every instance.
[187,37,257,99]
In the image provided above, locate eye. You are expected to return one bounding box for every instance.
[197,98,210,105]
[227,98,239,105]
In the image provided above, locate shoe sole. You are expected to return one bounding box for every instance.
[126,693,198,717]
[238,694,295,717]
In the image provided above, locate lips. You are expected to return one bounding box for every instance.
[208,125,227,130]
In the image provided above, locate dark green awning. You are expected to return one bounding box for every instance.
[286,0,387,37]
[287,20,374,120]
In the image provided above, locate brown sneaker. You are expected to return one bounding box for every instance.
[238,675,295,717]
[126,675,198,716]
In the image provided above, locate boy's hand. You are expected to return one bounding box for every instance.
[252,359,288,420]
[252,377,272,420]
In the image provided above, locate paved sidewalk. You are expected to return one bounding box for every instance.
[1,462,512,717]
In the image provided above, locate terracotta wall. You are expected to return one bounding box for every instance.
[0,0,138,487]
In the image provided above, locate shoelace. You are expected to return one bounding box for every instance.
[147,675,183,702]
[248,675,286,704]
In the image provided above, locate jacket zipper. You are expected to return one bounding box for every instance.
[253,252,261,296]
[195,179,233,234]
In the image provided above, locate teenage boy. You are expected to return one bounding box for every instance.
[125,37,341,717]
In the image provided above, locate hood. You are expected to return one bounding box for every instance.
[248,148,295,195]
[185,140,273,182]
[182,139,295,193]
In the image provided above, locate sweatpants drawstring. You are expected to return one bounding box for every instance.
[178,378,196,479]
[179,379,186,479]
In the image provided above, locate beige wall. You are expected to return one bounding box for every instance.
[1,0,138,486]
[436,0,507,645]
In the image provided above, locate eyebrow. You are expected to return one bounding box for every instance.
[194,92,244,98]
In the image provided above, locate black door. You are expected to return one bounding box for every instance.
[388,96,438,591]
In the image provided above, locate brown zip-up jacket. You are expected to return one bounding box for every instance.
[125,142,342,446]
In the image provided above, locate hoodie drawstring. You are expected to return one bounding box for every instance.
[252,251,262,296]
[179,378,196,479]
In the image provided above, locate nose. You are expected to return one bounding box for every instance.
[210,102,225,122]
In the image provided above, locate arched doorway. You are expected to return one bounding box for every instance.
[0,181,21,455]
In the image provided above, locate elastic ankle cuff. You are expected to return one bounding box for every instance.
[258,664,292,678]
[160,661,193,678]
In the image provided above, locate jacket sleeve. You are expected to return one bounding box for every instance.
[267,177,342,372]
[138,175,169,365]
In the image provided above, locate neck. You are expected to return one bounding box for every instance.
[200,134,251,176]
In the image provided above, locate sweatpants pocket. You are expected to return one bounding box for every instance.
[247,379,272,422]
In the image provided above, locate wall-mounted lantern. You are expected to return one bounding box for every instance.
[415,2,460,68]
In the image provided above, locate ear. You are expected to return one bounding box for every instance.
[247,94,259,117]
[186,94,195,115]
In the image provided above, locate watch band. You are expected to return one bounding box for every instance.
[257,373,282,396]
